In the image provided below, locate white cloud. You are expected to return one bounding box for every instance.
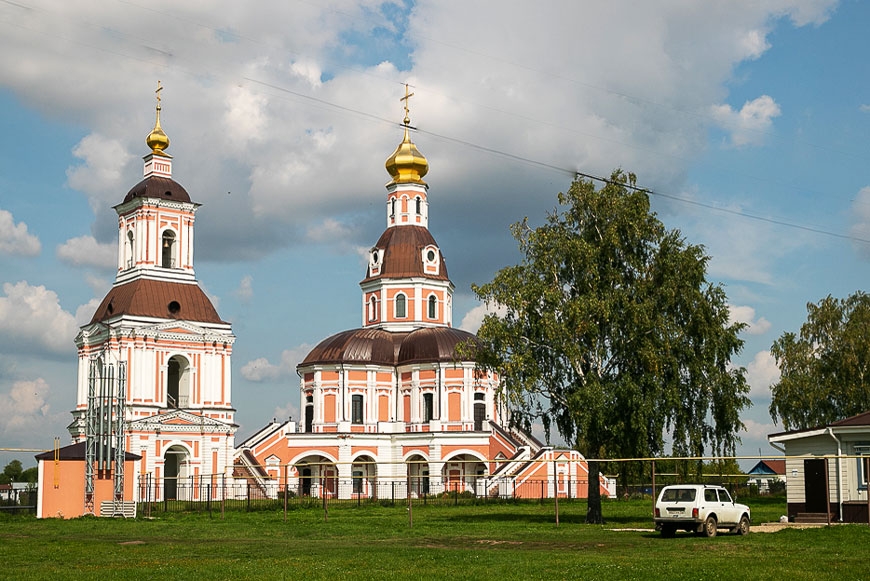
[234,275,254,302]
[728,304,772,336]
[66,133,134,213]
[0,281,78,355]
[739,417,780,455]
[710,95,781,147]
[745,350,781,401]
[0,209,41,256]
[849,186,870,260]
[74,298,103,327]
[859,104,870,113]
[271,401,301,424]
[458,302,508,334]
[0,0,834,268]
[241,345,312,382]
[56,235,116,269]
[0,378,51,434]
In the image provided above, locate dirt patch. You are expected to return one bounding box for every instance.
[751,522,829,533]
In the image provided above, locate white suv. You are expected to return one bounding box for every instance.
[654,484,750,537]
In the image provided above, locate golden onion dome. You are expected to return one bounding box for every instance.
[146,82,170,155]
[385,126,428,185]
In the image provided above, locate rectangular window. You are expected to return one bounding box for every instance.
[351,394,364,424]
[423,393,434,422]
[856,444,870,489]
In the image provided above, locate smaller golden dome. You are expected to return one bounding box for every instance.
[385,126,428,186]
[146,82,170,156]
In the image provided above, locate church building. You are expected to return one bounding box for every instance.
[237,92,613,500]
[37,86,237,518]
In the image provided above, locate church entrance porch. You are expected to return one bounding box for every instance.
[442,454,487,496]
[351,455,377,499]
[294,455,337,499]
[407,454,430,497]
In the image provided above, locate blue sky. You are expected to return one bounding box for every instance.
[1,0,868,466]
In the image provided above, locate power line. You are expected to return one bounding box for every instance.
[244,75,870,246]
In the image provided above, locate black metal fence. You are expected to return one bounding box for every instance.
[136,475,596,515]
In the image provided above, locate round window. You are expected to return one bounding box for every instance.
[372,250,379,263]
[427,250,436,262]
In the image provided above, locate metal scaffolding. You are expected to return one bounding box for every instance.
[84,358,127,516]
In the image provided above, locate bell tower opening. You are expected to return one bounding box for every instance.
[126,230,134,269]
[166,355,191,409]
[161,230,176,268]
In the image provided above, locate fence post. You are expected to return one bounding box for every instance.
[283,464,288,523]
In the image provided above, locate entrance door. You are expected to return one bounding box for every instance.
[164,453,179,500]
[301,468,312,496]
[804,458,828,513]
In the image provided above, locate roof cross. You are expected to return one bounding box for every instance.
[400,83,414,126]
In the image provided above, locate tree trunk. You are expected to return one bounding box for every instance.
[585,459,603,524]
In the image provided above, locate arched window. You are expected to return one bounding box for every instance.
[390,198,396,217]
[161,230,176,268]
[415,197,421,214]
[474,393,486,431]
[428,295,437,319]
[395,293,406,318]
[368,296,379,322]
[126,230,134,269]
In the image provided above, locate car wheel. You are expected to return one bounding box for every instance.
[703,515,717,538]
[661,525,676,538]
[736,515,750,536]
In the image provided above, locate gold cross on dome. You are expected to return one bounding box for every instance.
[400,83,414,125]
[155,80,163,106]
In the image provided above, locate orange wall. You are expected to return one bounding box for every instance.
[448,392,461,421]
[378,395,390,422]
[39,460,138,519]
[324,394,336,423]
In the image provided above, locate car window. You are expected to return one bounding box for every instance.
[704,489,718,502]
[662,488,695,502]
[718,489,732,503]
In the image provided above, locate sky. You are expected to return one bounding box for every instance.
[1,0,868,468]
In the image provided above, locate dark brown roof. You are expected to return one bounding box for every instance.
[396,327,480,365]
[300,328,405,367]
[361,225,449,283]
[299,326,480,367]
[35,441,141,461]
[90,278,226,325]
[831,410,870,427]
[123,175,192,204]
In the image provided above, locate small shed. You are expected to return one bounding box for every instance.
[768,411,870,523]
[35,442,141,519]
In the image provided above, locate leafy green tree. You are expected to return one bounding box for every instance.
[769,291,870,431]
[1,459,23,484]
[21,466,38,485]
[471,172,750,523]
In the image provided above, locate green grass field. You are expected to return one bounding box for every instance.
[1,497,866,580]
